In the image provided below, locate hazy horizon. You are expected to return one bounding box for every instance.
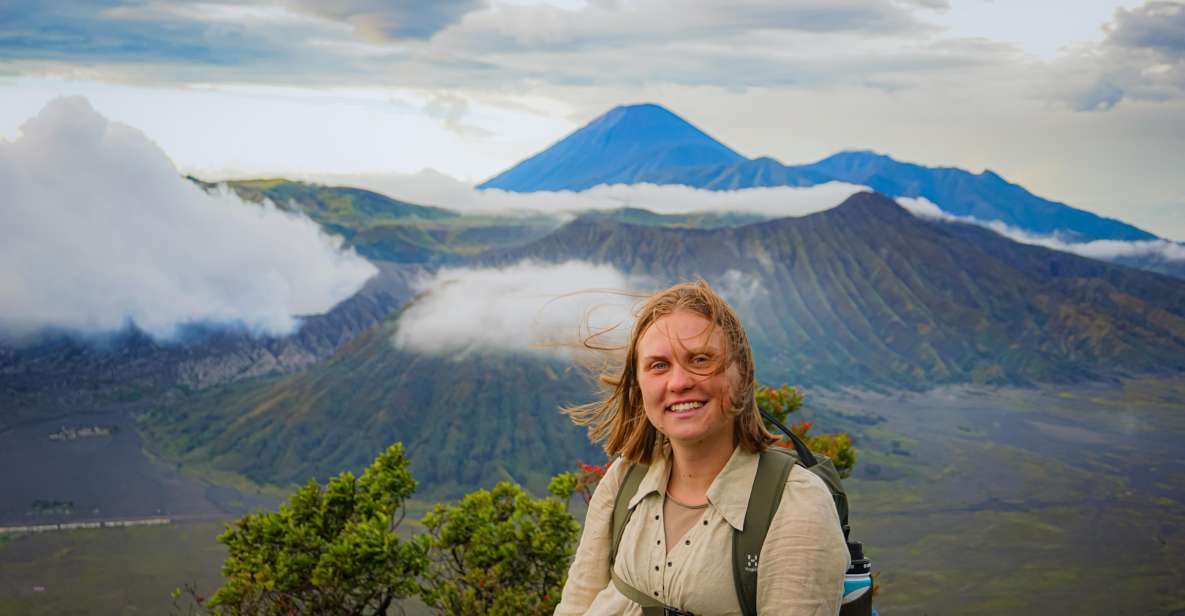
[1,0,1183,239]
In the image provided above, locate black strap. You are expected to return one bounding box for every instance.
[759,408,817,467]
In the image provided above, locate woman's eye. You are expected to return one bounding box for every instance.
[692,355,709,365]
[651,361,668,370]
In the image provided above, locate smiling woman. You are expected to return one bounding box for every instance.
[557,281,849,616]
[637,309,740,449]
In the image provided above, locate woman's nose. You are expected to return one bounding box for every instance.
[667,363,695,391]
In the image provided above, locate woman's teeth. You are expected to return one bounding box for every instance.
[668,401,704,412]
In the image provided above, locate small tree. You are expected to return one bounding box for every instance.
[550,462,609,508]
[418,481,581,616]
[757,384,856,477]
[205,443,428,615]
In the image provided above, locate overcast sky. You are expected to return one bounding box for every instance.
[2,0,1183,240]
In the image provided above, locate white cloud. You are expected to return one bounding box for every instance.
[902,195,1185,263]
[308,168,868,218]
[0,96,376,342]
[996,226,1185,263]
[716,269,767,305]
[284,0,486,41]
[1044,1,1185,111]
[423,92,494,138]
[920,0,1146,61]
[1054,237,1185,261]
[894,195,946,218]
[391,260,648,358]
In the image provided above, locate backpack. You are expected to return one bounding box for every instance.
[607,415,872,616]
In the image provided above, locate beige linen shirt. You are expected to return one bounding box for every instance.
[555,446,849,616]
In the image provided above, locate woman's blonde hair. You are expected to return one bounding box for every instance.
[567,280,774,464]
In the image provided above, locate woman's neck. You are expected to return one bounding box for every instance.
[666,431,735,503]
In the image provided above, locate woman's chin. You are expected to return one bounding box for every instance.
[664,424,729,448]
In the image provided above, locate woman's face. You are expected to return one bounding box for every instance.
[636,310,739,449]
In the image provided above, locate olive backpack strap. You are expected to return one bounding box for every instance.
[610,570,667,616]
[732,448,797,616]
[609,462,667,616]
[610,461,648,566]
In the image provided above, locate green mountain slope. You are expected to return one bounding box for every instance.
[217,178,457,231]
[191,177,564,262]
[139,311,601,500]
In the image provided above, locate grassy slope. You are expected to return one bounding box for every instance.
[0,521,228,616]
[0,521,435,616]
[225,179,456,230]
[814,377,1185,615]
[205,178,564,261]
[139,314,602,501]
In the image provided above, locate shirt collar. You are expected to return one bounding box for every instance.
[627,452,671,510]
[626,445,760,532]
[706,446,759,532]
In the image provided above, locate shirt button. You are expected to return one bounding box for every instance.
[655,565,660,571]
[657,540,662,545]
[703,520,708,525]
[685,540,691,545]
[653,591,659,597]
[655,515,659,520]
[667,561,672,567]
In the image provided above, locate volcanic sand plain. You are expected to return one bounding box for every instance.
[1,379,1183,615]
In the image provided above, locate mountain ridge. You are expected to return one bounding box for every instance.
[485,191,1185,387]
[478,104,1156,243]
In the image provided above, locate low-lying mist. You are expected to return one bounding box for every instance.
[305,169,868,219]
[898,196,1185,264]
[391,260,652,359]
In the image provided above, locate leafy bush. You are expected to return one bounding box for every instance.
[418,481,580,616]
[201,443,428,615]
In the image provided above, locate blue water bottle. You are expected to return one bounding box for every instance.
[841,541,874,615]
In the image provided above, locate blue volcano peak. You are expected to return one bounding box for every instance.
[478,103,743,192]
[586,103,736,149]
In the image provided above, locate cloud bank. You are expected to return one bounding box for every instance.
[4,0,1182,118]
[0,97,376,342]
[998,227,1185,263]
[392,260,649,358]
[1059,1,1185,111]
[900,196,1185,264]
[309,169,867,219]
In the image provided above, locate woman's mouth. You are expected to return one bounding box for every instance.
[667,401,705,414]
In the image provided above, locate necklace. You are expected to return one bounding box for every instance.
[664,491,709,510]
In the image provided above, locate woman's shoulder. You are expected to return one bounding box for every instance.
[780,463,842,522]
[785,462,828,490]
[588,456,629,508]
